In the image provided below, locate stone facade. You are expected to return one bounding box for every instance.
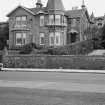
[7,0,92,49]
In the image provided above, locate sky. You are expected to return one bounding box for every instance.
[0,0,105,22]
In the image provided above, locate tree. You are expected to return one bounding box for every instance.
[0,22,9,49]
[100,24,105,48]
[84,25,102,49]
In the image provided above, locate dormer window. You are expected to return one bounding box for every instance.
[40,15,44,26]
[15,16,27,27]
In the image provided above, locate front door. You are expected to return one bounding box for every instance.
[71,33,77,43]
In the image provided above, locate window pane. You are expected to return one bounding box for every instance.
[22,33,26,45]
[16,33,22,45]
[40,33,45,45]
[15,17,21,26]
[22,38,26,45]
[40,15,44,26]
[49,32,54,45]
[16,33,21,38]
[55,15,61,25]
[64,16,67,24]
[72,19,76,27]
[49,15,54,24]
[17,38,22,45]
[55,32,61,45]
[22,16,26,21]
[16,17,21,21]
[22,33,26,38]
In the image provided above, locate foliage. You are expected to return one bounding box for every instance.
[46,47,68,55]
[0,23,9,50]
[100,25,105,48]
[84,25,103,49]
[19,43,40,54]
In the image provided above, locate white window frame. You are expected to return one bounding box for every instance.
[16,33,22,46]
[49,32,54,46]
[55,15,61,25]
[64,16,67,25]
[49,15,54,25]
[40,15,44,26]
[40,33,45,45]
[22,33,26,45]
[72,19,76,27]
[55,32,61,46]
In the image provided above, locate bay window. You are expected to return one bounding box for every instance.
[49,32,61,46]
[16,32,26,46]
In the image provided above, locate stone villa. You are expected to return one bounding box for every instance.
[7,0,93,49]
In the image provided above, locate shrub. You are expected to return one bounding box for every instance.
[19,43,38,54]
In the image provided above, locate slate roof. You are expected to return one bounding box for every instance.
[7,0,65,17]
[7,5,35,17]
[46,0,65,11]
[95,16,104,20]
[29,7,46,14]
[65,9,90,22]
[7,0,90,23]
[65,9,83,18]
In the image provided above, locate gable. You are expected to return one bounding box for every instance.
[7,6,35,17]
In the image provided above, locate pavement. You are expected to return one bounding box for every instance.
[88,49,105,55]
[2,68,105,74]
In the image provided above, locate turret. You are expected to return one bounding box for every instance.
[81,0,86,9]
[46,0,65,11]
[36,0,43,8]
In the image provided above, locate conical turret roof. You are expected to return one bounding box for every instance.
[46,0,65,11]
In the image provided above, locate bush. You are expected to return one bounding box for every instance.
[19,43,39,54]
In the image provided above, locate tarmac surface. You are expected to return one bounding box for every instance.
[0,71,105,105]
[0,71,105,93]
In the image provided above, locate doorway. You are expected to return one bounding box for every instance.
[70,33,77,43]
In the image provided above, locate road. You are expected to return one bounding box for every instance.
[0,71,105,93]
[0,71,105,105]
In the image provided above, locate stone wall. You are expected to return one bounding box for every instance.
[3,55,105,70]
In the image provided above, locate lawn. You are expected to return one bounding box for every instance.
[0,87,105,105]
